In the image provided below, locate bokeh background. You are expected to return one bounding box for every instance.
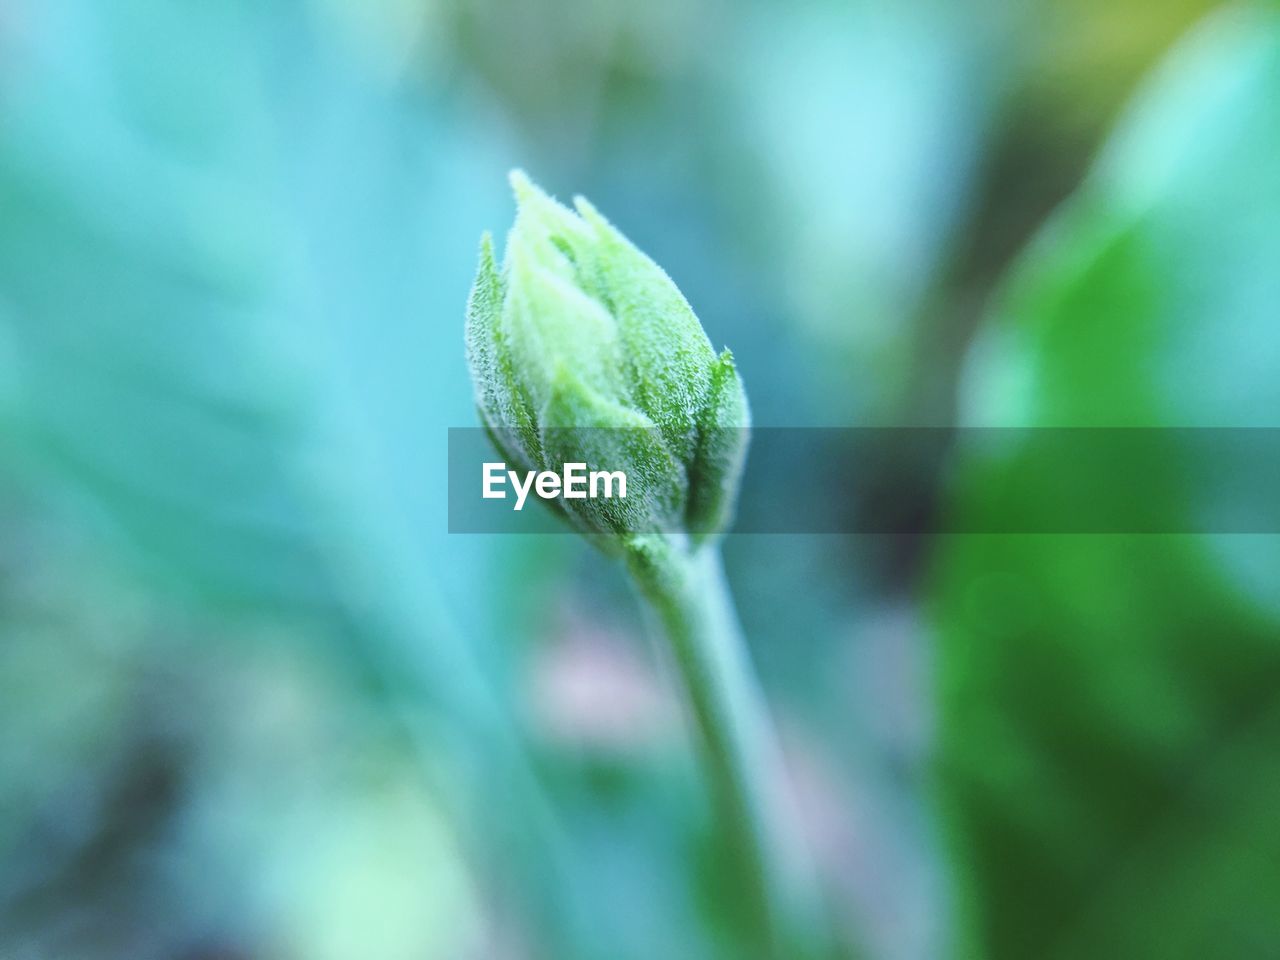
[2,0,1277,957]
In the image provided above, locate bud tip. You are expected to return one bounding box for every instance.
[508,167,533,195]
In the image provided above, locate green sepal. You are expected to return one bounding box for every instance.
[572,195,718,463]
[465,233,544,469]
[686,349,751,541]
[540,367,684,538]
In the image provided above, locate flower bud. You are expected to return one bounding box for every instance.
[466,171,750,542]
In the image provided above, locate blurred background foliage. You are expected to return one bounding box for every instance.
[0,0,1275,958]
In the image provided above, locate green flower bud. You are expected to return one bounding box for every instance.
[465,171,750,542]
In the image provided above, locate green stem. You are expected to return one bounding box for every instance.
[625,535,816,957]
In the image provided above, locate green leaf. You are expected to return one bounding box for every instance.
[932,7,1280,959]
[0,2,589,953]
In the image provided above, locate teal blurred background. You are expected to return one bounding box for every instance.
[1,0,1277,957]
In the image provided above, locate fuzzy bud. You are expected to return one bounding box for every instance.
[465,171,750,542]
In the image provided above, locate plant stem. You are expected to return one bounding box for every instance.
[625,535,815,957]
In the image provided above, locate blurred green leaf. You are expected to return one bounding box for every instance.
[0,0,590,953]
[933,6,1280,958]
